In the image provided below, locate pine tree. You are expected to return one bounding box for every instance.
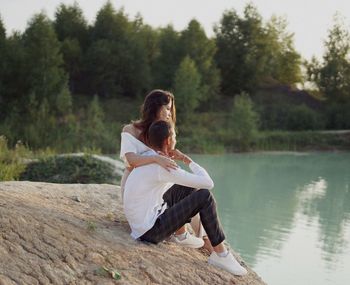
[173,56,201,122]
[180,19,220,102]
[153,25,182,89]
[308,14,350,101]
[0,16,6,118]
[23,13,67,107]
[54,2,89,93]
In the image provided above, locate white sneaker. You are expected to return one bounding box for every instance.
[208,251,247,276]
[169,232,205,248]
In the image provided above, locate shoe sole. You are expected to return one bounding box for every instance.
[178,241,205,248]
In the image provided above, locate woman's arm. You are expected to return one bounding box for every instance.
[125,152,178,171]
[122,124,178,171]
[168,149,192,164]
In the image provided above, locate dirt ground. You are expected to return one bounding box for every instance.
[0,181,266,285]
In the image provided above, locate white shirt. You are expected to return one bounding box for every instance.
[123,150,214,239]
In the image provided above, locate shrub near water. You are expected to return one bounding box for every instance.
[20,155,116,184]
[0,136,29,181]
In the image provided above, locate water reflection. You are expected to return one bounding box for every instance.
[298,175,350,266]
[193,152,350,285]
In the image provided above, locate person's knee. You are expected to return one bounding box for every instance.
[197,188,215,204]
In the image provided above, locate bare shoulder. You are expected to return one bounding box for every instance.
[122,124,135,134]
[122,124,141,137]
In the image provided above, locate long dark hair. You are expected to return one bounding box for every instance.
[133,89,176,145]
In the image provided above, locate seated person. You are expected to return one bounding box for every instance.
[123,121,247,276]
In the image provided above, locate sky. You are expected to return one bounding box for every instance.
[1,0,350,60]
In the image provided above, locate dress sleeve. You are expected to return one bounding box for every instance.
[120,133,138,166]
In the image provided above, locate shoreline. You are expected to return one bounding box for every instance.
[109,149,350,159]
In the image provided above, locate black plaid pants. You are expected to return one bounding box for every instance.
[140,184,226,247]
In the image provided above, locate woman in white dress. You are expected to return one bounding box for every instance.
[120,89,213,252]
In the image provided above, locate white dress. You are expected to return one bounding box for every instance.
[119,131,206,238]
[119,132,152,198]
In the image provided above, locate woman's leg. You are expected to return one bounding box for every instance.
[189,214,203,236]
[189,213,214,252]
[165,184,214,251]
[120,169,131,201]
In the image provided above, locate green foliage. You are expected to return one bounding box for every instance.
[85,2,127,97]
[306,15,350,102]
[179,19,220,102]
[1,2,349,155]
[214,4,301,96]
[0,16,5,42]
[84,2,151,98]
[0,32,27,120]
[87,220,97,231]
[325,102,350,129]
[265,16,302,84]
[0,136,30,181]
[97,2,145,97]
[92,1,129,41]
[152,25,182,89]
[84,95,106,138]
[0,17,6,117]
[77,95,119,153]
[23,13,66,107]
[56,86,73,116]
[53,3,88,94]
[252,87,325,131]
[24,97,57,148]
[230,93,259,150]
[173,56,202,122]
[255,131,350,151]
[20,155,116,184]
[285,104,325,130]
[88,95,104,122]
[54,3,88,44]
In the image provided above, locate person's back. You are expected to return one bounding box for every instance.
[123,160,173,239]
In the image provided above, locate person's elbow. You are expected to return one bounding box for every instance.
[205,178,214,190]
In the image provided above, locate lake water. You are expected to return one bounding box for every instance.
[192,152,350,285]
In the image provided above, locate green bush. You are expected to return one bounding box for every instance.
[325,102,350,129]
[285,104,325,130]
[0,136,30,181]
[20,155,116,184]
[177,112,226,153]
[254,131,350,151]
[229,93,259,150]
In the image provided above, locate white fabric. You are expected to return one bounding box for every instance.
[119,132,153,197]
[123,150,214,239]
[120,132,152,167]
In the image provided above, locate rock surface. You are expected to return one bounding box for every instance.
[0,181,266,285]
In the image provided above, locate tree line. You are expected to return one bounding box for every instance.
[0,1,350,152]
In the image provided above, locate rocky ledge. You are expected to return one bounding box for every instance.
[0,181,266,285]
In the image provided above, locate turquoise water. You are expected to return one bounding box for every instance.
[192,152,350,285]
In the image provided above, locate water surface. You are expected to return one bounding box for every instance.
[192,152,350,285]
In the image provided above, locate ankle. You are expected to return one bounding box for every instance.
[175,232,187,241]
[216,248,229,257]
